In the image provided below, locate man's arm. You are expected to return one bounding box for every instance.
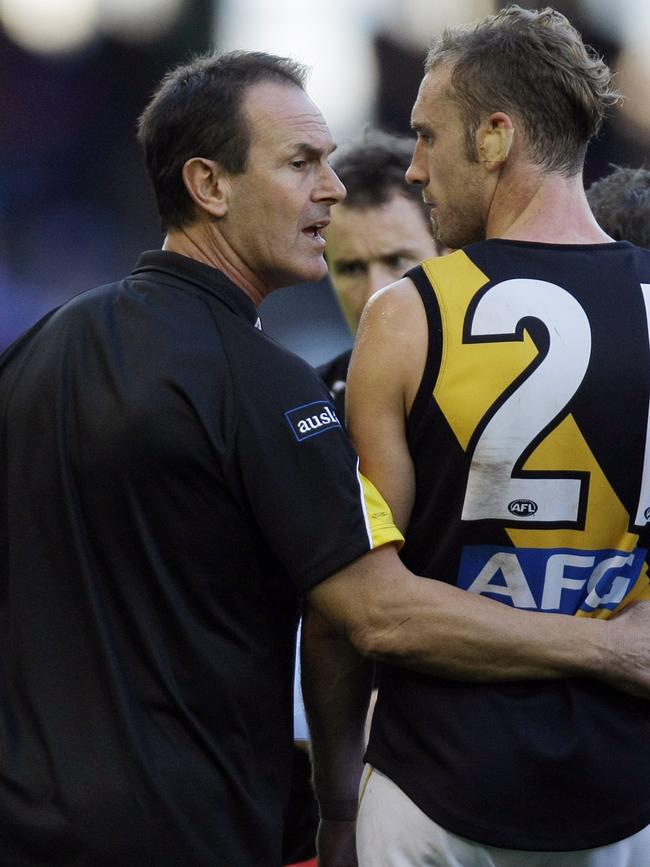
[307,542,624,682]
[301,603,371,866]
[344,278,424,533]
[301,605,372,808]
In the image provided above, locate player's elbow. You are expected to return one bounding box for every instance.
[307,546,417,661]
[347,626,386,660]
[345,605,409,662]
[345,619,380,658]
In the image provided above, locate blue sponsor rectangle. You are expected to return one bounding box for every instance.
[285,400,342,442]
[458,544,647,614]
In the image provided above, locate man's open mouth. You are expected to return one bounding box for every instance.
[303,221,328,240]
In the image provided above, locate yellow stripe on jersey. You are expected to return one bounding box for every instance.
[510,413,650,617]
[357,469,404,550]
[423,251,538,449]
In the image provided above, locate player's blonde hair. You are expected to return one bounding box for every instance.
[425,5,621,176]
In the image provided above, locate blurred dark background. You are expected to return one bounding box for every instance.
[1,0,648,361]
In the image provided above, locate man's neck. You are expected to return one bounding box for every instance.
[486,165,612,246]
[162,224,267,307]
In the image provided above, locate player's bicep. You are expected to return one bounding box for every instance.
[346,278,428,531]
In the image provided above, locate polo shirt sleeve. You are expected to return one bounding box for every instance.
[229,336,403,594]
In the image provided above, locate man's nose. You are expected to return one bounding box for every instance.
[315,165,346,204]
[405,142,428,187]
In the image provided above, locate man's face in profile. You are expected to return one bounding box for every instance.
[220,81,345,294]
[408,65,491,250]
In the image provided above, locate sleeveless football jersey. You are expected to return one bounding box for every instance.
[365,239,650,851]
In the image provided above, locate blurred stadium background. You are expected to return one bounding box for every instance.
[1,0,648,361]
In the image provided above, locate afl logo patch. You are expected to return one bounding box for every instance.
[508,499,538,517]
[285,400,341,442]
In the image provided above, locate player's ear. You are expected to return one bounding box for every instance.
[476,113,514,170]
[182,158,231,218]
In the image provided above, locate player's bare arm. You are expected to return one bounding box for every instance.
[345,276,427,531]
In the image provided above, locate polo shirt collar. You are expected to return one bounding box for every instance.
[132,250,260,326]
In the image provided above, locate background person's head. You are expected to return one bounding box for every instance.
[407,5,621,249]
[587,166,650,249]
[138,50,345,294]
[324,129,442,335]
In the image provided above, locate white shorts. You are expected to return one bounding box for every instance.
[356,766,650,867]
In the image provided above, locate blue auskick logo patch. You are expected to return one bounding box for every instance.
[285,400,341,442]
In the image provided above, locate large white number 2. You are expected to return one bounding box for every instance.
[461,278,592,524]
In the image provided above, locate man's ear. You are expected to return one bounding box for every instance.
[476,113,514,170]
[182,157,230,218]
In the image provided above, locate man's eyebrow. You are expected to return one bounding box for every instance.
[335,246,422,266]
[385,245,427,256]
[288,142,338,158]
[411,121,433,135]
[331,256,365,267]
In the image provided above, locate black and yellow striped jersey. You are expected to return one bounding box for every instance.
[366,239,650,851]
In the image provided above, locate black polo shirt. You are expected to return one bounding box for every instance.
[0,251,401,866]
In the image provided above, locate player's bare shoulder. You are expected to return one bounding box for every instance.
[352,276,428,413]
[356,276,427,360]
[361,276,425,333]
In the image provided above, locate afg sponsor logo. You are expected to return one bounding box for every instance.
[285,400,342,442]
[458,544,647,615]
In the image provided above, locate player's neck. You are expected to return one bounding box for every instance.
[487,166,613,246]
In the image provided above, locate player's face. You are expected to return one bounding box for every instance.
[407,65,492,250]
[324,193,439,333]
[222,81,346,294]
